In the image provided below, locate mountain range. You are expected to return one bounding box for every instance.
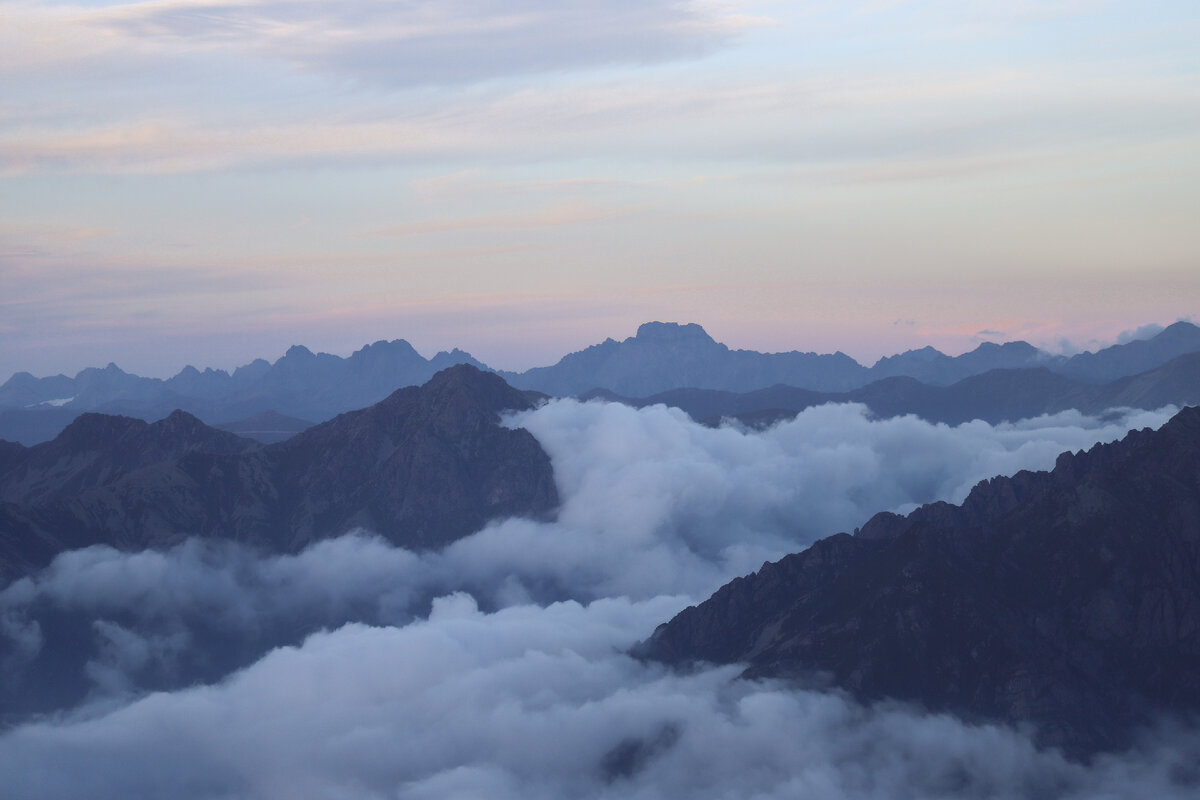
[1,360,1198,767]
[637,403,1200,757]
[3,321,1198,444]
[590,351,1200,428]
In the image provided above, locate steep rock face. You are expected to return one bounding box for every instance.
[0,366,559,581]
[639,405,1200,757]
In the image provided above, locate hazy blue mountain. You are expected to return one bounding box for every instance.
[587,351,1200,428]
[0,340,489,443]
[504,321,869,396]
[506,320,1200,398]
[638,403,1200,757]
[1058,320,1200,383]
[870,340,1055,385]
[5,321,1199,444]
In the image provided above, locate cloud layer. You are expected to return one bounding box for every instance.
[0,400,1195,797]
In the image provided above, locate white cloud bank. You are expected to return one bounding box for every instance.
[0,400,1194,798]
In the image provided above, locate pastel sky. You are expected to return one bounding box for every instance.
[2,0,1198,378]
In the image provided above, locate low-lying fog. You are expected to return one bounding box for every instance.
[3,401,1194,799]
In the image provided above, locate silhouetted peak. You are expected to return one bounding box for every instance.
[976,340,1038,355]
[75,363,128,379]
[153,409,208,431]
[56,412,145,448]
[353,339,420,359]
[0,372,38,391]
[421,364,530,408]
[633,322,716,345]
[281,345,315,361]
[1159,321,1200,340]
[871,346,947,367]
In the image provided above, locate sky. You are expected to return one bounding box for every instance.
[2,0,1199,379]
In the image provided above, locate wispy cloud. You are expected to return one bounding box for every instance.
[4,0,759,84]
[365,202,636,237]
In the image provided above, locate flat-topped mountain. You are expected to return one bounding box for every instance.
[0,366,558,582]
[638,404,1200,757]
[503,321,868,397]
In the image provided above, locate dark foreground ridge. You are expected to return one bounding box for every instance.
[637,404,1200,758]
[0,365,559,581]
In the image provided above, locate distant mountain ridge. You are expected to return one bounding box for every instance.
[589,351,1200,427]
[638,403,1200,757]
[3,321,1198,444]
[0,339,486,437]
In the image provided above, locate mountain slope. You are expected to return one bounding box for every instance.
[1060,321,1200,384]
[638,404,1200,757]
[0,366,559,581]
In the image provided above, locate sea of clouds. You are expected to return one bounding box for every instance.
[1,400,1195,798]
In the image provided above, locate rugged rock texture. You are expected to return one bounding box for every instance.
[0,366,559,581]
[638,404,1200,757]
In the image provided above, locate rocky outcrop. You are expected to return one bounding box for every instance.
[638,405,1200,757]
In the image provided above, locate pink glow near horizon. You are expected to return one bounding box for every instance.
[1,1,1197,380]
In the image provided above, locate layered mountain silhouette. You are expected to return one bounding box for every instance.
[0,340,486,443]
[638,404,1200,757]
[0,366,558,583]
[4,321,1199,444]
[590,351,1200,427]
[501,322,867,397]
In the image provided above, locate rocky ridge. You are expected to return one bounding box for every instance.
[638,404,1200,757]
